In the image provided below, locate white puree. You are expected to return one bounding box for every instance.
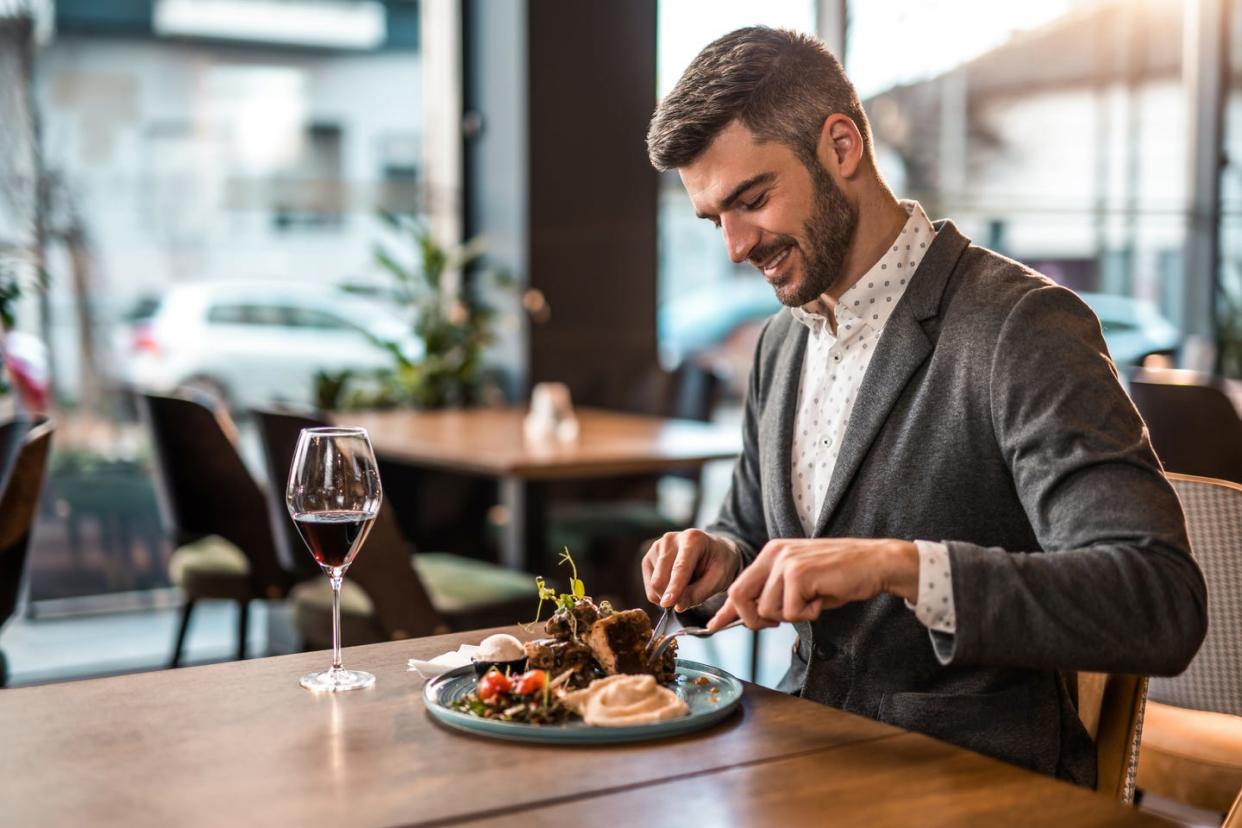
[561,674,689,727]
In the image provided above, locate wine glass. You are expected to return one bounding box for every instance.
[286,426,382,692]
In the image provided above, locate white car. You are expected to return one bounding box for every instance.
[118,281,421,409]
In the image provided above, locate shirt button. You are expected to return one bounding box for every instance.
[823,436,833,447]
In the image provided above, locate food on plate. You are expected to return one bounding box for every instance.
[478,633,525,661]
[452,666,574,725]
[477,669,512,701]
[523,636,596,678]
[560,674,689,727]
[586,609,677,682]
[448,549,687,726]
[472,633,528,677]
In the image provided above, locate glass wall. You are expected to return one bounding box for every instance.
[854,0,1187,367]
[1221,0,1242,376]
[656,0,1203,392]
[2,0,422,608]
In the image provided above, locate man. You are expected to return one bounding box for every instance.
[641,27,1206,786]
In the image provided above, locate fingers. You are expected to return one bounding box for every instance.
[725,554,771,629]
[643,530,710,609]
[706,597,739,631]
[677,558,727,611]
[787,597,823,622]
[756,564,786,622]
[644,533,679,604]
[641,541,660,604]
[662,531,708,609]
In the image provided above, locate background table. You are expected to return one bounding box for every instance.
[0,627,1169,827]
[341,407,742,569]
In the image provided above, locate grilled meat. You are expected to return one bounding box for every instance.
[585,608,661,676]
[646,637,678,683]
[544,598,601,640]
[523,637,596,674]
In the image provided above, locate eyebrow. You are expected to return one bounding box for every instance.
[695,172,776,220]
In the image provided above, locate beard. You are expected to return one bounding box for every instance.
[750,162,858,308]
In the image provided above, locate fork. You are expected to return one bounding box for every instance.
[649,619,745,662]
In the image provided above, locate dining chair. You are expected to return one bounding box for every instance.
[140,393,297,666]
[1135,473,1242,814]
[1128,368,1242,484]
[0,419,53,687]
[252,407,536,648]
[547,361,725,605]
[0,416,27,492]
[1072,671,1148,803]
[1225,788,1242,828]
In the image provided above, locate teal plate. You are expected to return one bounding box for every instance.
[422,659,744,744]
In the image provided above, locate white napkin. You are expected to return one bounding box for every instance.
[408,644,481,678]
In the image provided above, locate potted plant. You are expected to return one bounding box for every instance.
[315,212,516,410]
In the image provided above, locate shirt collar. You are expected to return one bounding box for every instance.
[792,200,935,340]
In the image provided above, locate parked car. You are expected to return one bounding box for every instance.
[116,281,421,409]
[660,281,1180,399]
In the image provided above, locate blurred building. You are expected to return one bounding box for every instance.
[867,0,1189,314]
[26,0,423,400]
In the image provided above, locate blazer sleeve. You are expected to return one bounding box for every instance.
[705,318,775,570]
[940,285,1207,675]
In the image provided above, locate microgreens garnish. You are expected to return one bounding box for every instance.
[522,548,587,631]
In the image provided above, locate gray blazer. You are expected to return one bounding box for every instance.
[707,220,1207,786]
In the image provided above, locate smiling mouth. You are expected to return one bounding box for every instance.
[761,245,793,278]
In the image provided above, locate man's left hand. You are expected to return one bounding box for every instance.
[707,538,920,630]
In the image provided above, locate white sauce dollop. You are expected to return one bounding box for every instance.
[476,633,525,662]
[560,674,689,727]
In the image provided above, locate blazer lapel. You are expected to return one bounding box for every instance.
[812,220,971,536]
[761,316,809,539]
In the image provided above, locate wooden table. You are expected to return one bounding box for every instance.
[340,407,742,569]
[0,627,1169,828]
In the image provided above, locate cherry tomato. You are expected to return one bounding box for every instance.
[512,670,548,696]
[477,669,512,701]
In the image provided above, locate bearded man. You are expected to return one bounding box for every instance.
[640,26,1206,787]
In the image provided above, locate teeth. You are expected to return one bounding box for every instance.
[764,247,790,274]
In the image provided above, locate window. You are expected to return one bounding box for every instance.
[853,0,1190,366]
[1220,0,1242,375]
[286,307,355,332]
[4,1,424,618]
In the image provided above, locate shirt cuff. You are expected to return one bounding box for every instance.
[903,540,956,634]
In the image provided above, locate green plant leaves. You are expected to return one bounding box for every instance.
[323,211,516,410]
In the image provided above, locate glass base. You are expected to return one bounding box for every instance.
[300,667,375,692]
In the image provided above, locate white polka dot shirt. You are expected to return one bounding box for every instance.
[788,201,956,635]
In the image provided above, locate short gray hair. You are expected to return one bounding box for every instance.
[646,26,872,172]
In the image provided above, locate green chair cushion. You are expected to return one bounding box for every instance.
[169,535,252,601]
[289,553,536,648]
[289,577,384,648]
[414,553,537,614]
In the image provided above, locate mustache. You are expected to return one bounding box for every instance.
[748,237,798,269]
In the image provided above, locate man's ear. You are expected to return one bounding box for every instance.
[816,113,864,179]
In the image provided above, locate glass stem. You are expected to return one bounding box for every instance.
[330,573,343,672]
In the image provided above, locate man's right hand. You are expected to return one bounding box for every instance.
[641,529,741,612]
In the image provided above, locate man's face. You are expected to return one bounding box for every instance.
[679,121,858,307]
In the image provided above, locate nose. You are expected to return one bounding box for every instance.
[720,214,757,264]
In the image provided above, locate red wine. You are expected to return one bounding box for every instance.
[293,511,374,570]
